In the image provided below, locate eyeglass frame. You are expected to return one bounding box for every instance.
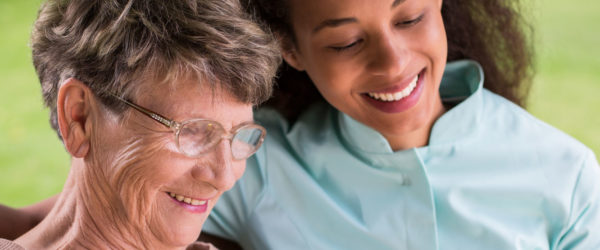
[108,93,266,160]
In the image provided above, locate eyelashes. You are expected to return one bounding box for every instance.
[396,13,425,27]
[329,39,364,52]
[327,13,425,53]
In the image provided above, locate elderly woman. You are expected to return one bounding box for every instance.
[0,0,279,249]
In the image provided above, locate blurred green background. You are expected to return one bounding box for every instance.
[1,0,599,207]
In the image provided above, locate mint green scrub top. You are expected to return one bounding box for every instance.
[203,60,600,249]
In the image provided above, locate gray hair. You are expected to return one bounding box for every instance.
[31,0,281,139]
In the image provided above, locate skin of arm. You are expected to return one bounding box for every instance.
[0,195,57,240]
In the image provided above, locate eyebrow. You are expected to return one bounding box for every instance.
[312,17,357,34]
[392,0,406,7]
[312,0,407,34]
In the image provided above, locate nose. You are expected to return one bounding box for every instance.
[367,31,409,77]
[191,140,239,191]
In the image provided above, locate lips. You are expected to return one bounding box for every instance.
[168,192,208,206]
[166,192,210,213]
[362,69,425,113]
[366,75,419,102]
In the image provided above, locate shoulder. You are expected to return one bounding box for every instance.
[250,101,342,187]
[477,89,597,187]
[218,103,336,211]
[480,89,590,155]
[255,102,334,136]
[254,102,338,157]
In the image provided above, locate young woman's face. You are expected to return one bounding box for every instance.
[285,0,447,147]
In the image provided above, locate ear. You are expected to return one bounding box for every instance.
[56,78,93,158]
[279,37,306,71]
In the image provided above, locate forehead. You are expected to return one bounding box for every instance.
[288,0,420,27]
[289,0,358,25]
[288,0,397,33]
[135,76,253,129]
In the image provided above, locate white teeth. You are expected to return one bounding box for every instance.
[367,75,419,102]
[168,192,207,206]
[393,91,402,100]
[191,200,207,206]
[385,93,394,101]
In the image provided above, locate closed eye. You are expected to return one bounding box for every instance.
[329,39,363,52]
[396,14,424,27]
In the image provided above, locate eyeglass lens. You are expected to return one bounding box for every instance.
[176,120,264,160]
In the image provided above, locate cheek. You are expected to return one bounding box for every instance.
[106,132,177,226]
[431,16,448,86]
[299,41,361,100]
[419,12,447,62]
[411,12,447,86]
[232,160,247,181]
[307,58,362,105]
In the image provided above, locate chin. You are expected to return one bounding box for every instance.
[159,217,206,247]
[363,99,440,150]
[150,196,209,247]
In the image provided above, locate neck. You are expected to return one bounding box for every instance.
[15,158,179,249]
[385,98,446,151]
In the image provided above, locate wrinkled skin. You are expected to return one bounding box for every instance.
[16,76,251,249]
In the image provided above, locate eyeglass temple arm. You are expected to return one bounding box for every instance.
[109,93,175,129]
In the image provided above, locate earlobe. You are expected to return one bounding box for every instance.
[281,48,305,71]
[278,37,305,71]
[56,78,92,158]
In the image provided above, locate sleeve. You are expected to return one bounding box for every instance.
[201,146,268,241]
[556,150,600,249]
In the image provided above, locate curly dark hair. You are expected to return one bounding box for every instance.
[246,0,535,121]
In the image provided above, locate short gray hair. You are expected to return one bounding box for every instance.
[31,0,281,139]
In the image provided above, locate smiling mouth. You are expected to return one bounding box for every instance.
[366,74,420,102]
[167,192,208,206]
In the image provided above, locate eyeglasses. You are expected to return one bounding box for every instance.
[109,93,266,160]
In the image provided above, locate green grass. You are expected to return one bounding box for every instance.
[0,0,70,208]
[527,0,600,156]
[0,0,598,207]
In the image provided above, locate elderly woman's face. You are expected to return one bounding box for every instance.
[94,77,252,247]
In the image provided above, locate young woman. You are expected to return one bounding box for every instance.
[202,0,600,249]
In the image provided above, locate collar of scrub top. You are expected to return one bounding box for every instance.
[338,60,485,155]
